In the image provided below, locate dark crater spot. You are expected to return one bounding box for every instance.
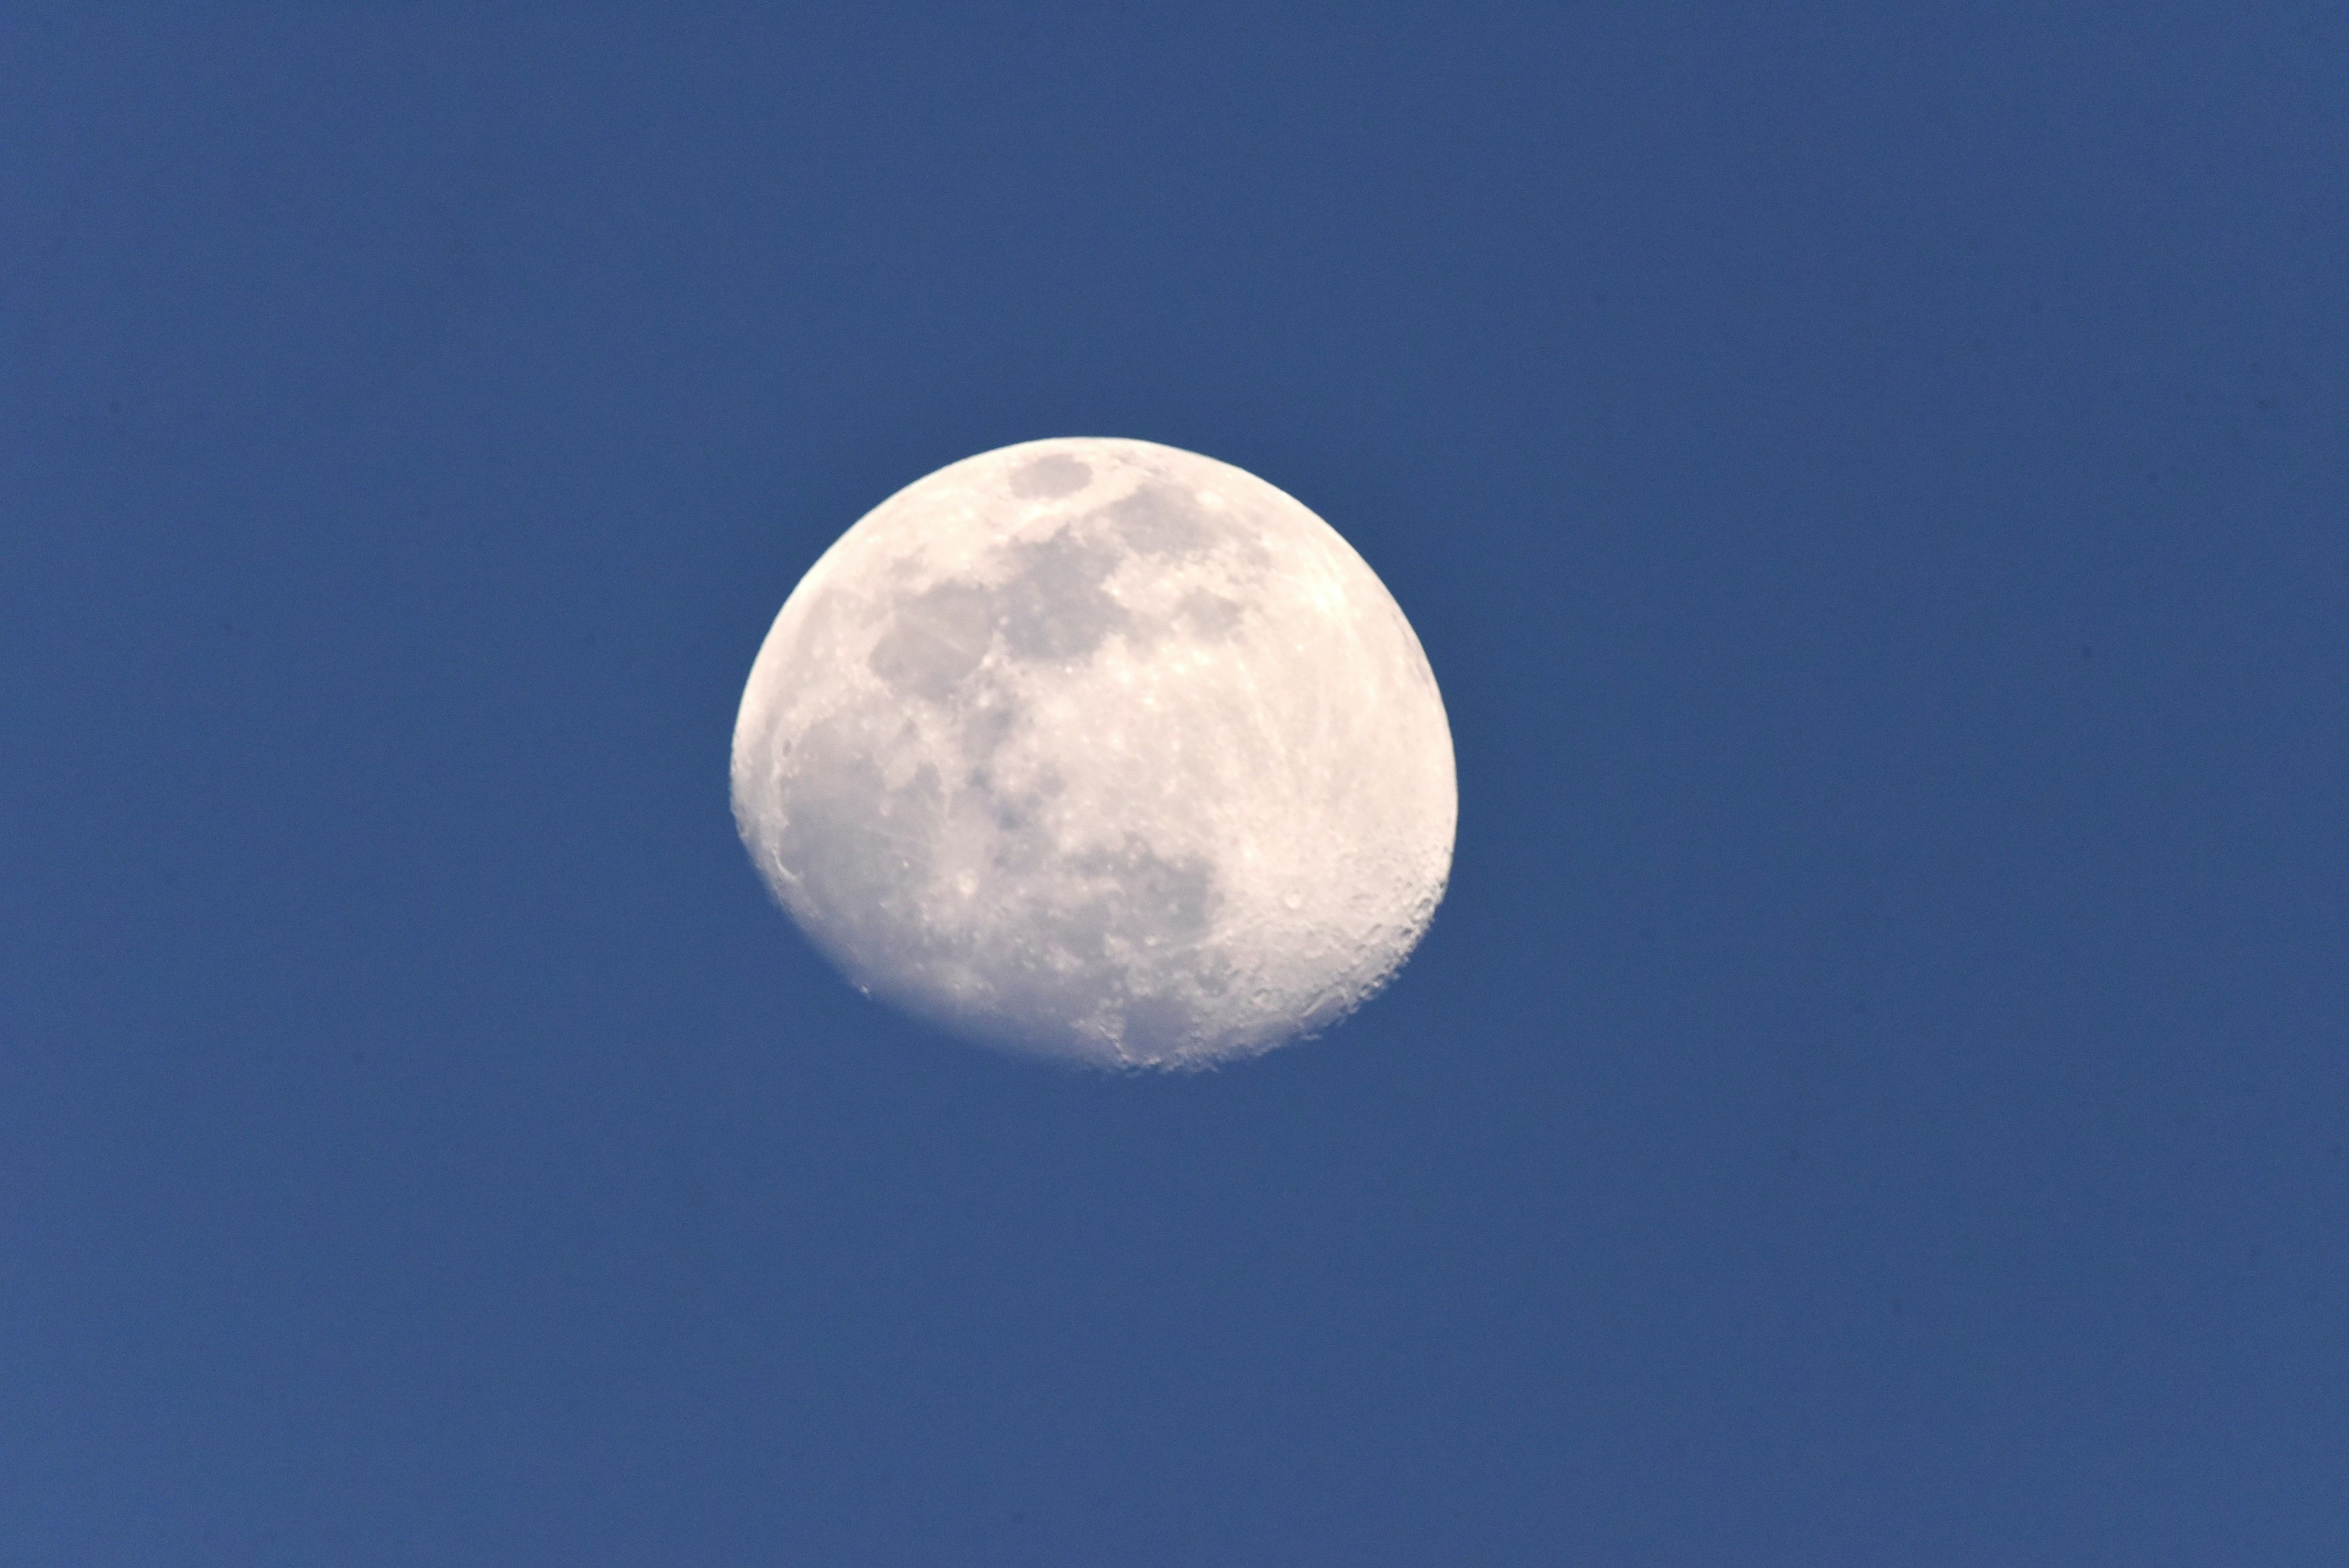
[977,775,1045,839]
[1071,834,1219,947]
[998,530,1127,662]
[1105,481,1212,557]
[871,524,1136,702]
[1009,454,1091,499]
[1175,589,1243,638]
[870,581,995,701]
[957,691,1022,764]
[1118,992,1204,1053]
[971,765,1064,876]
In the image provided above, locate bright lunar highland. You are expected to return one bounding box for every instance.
[731,437,1457,1070]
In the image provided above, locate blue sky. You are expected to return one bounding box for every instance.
[6,6,2345,1562]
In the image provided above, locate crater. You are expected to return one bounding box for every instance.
[996,529,1128,662]
[1070,834,1219,947]
[1118,992,1204,1056]
[1174,589,1244,639]
[1105,481,1213,557]
[869,581,995,701]
[1009,454,1091,499]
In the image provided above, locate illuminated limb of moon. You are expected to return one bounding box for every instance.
[731,437,1456,1070]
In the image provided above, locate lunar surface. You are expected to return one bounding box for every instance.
[730,437,1455,1070]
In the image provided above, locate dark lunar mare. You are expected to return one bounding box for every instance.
[766,461,1334,1063]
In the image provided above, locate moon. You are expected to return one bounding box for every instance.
[730,437,1456,1070]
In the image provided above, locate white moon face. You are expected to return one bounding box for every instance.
[731,437,1456,1071]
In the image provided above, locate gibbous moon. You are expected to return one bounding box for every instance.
[731,437,1456,1070]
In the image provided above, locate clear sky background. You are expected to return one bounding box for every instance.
[6,6,2345,1563]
